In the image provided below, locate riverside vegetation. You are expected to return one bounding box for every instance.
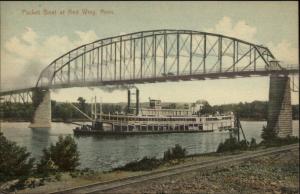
[113,144,188,171]
[0,124,298,192]
[113,127,299,173]
[0,133,80,192]
[1,98,299,122]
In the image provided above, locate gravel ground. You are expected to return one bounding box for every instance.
[14,154,221,194]
[8,147,299,194]
[104,148,299,194]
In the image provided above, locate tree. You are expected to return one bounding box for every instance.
[163,144,187,161]
[36,148,58,175]
[199,101,214,115]
[216,136,249,153]
[0,132,34,181]
[77,97,86,112]
[261,125,276,142]
[60,103,73,122]
[37,135,80,172]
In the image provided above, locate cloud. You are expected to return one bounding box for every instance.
[267,40,299,64]
[75,30,98,44]
[22,27,38,44]
[206,16,257,43]
[2,27,99,90]
[207,16,298,65]
[5,36,36,60]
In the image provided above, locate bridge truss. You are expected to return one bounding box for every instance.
[36,29,293,89]
[0,89,33,104]
[0,30,298,105]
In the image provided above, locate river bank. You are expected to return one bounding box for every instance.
[12,144,299,194]
[12,151,225,194]
[111,146,299,194]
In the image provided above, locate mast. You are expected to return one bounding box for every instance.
[94,96,97,120]
[90,97,94,119]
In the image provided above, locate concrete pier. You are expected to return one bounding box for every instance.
[29,89,51,128]
[267,74,292,138]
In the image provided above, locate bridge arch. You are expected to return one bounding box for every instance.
[37,29,279,89]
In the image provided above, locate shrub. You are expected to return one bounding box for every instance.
[249,138,257,149]
[261,125,276,142]
[260,125,299,147]
[217,136,252,153]
[36,148,58,176]
[217,136,238,153]
[37,135,80,173]
[260,135,299,147]
[114,157,161,171]
[239,140,249,150]
[0,132,34,182]
[163,144,187,161]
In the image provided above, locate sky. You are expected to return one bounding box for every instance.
[0,1,299,105]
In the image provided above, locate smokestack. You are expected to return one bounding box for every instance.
[127,89,131,114]
[136,88,139,115]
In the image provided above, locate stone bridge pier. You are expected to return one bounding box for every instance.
[26,74,293,134]
[267,74,292,138]
[29,89,51,128]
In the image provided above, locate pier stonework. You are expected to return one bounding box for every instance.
[29,89,51,128]
[267,74,292,138]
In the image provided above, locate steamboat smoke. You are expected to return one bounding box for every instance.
[97,85,137,93]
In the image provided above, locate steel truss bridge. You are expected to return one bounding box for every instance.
[0,29,299,103]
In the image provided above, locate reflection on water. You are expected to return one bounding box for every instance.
[29,128,51,159]
[1,121,299,171]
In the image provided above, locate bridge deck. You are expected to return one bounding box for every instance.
[0,68,298,96]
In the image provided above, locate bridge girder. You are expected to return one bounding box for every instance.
[36,29,286,89]
[0,90,33,104]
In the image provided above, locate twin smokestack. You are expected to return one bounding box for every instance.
[127,88,139,115]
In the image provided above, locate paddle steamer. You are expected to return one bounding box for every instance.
[73,88,235,135]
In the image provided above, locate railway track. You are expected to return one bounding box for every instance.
[50,144,299,194]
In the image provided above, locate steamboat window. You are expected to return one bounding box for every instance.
[207,118,218,121]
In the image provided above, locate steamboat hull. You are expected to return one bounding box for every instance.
[73,129,214,136]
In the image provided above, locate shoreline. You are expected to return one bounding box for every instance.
[13,144,299,194]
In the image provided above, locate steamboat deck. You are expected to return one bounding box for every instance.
[73,89,236,135]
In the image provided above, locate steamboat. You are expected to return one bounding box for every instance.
[73,88,235,135]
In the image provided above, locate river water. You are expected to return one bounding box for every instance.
[1,121,299,171]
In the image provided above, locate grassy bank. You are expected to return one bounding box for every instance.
[13,143,299,194]
[1,128,299,193]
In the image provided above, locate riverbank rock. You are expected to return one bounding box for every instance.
[0,179,19,191]
[24,178,44,188]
